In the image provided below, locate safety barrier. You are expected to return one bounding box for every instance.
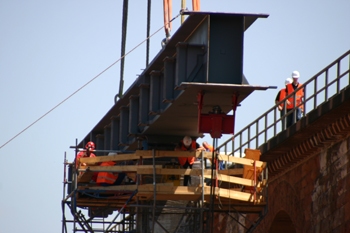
[217,49,350,156]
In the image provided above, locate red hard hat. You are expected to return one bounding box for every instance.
[85,141,95,150]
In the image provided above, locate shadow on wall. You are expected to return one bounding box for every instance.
[269,210,296,233]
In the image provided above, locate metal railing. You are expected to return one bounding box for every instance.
[217,49,350,157]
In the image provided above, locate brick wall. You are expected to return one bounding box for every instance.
[250,133,350,233]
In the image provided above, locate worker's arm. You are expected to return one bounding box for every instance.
[275,100,283,111]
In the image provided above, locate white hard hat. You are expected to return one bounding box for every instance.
[292,71,300,79]
[183,136,192,146]
[285,78,293,86]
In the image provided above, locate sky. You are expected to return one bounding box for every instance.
[0,0,349,232]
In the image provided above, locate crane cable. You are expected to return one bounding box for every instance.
[0,13,180,150]
[118,0,129,99]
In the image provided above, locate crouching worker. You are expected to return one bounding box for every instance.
[96,161,126,186]
[175,136,205,186]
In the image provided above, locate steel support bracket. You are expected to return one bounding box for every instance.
[197,91,239,138]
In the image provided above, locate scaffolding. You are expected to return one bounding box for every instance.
[62,148,268,233]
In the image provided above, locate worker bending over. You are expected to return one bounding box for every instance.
[96,161,126,186]
[175,136,204,186]
[203,141,224,170]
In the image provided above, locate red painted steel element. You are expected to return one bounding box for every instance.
[197,91,239,138]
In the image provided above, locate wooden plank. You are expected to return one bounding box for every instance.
[136,150,198,158]
[154,194,202,201]
[136,168,243,177]
[80,165,162,172]
[218,154,266,168]
[137,168,213,176]
[78,185,138,191]
[78,183,175,192]
[139,185,204,194]
[243,149,262,180]
[219,168,244,176]
[214,188,264,203]
[80,150,201,165]
[80,153,139,163]
[77,171,94,183]
[204,173,265,187]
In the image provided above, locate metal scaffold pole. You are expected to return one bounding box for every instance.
[200,150,204,233]
[62,152,68,233]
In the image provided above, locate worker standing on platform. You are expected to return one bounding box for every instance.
[275,78,293,130]
[175,136,204,186]
[75,141,97,182]
[75,141,96,169]
[286,71,304,127]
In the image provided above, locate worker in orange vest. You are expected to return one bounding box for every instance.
[75,141,98,182]
[175,136,204,186]
[96,161,126,186]
[203,141,224,170]
[75,141,96,169]
[286,71,304,127]
[202,141,214,152]
[275,78,293,130]
[96,161,119,186]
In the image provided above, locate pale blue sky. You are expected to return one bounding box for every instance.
[0,1,349,232]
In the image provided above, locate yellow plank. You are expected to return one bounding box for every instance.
[77,171,94,183]
[136,150,198,158]
[79,185,138,191]
[219,168,244,176]
[139,185,203,194]
[80,165,162,172]
[80,150,203,164]
[218,154,266,168]
[80,153,139,163]
[204,173,265,187]
[137,168,221,176]
[78,183,175,192]
[214,188,260,203]
[137,168,208,175]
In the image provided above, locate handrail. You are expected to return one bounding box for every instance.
[217,49,350,157]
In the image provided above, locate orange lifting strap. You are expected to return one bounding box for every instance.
[192,0,200,11]
[163,0,172,37]
[164,0,200,36]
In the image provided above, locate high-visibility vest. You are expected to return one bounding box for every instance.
[75,151,96,169]
[178,140,196,166]
[206,144,219,164]
[278,88,287,109]
[96,161,119,185]
[206,145,214,152]
[286,83,304,110]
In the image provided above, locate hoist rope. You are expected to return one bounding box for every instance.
[0,13,180,150]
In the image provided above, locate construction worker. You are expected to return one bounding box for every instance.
[175,136,204,186]
[275,78,293,130]
[203,141,224,170]
[75,141,96,170]
[75,141,97,182]
[286,71,304,127]
[96,161,125,186]
[202,141,214,152]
